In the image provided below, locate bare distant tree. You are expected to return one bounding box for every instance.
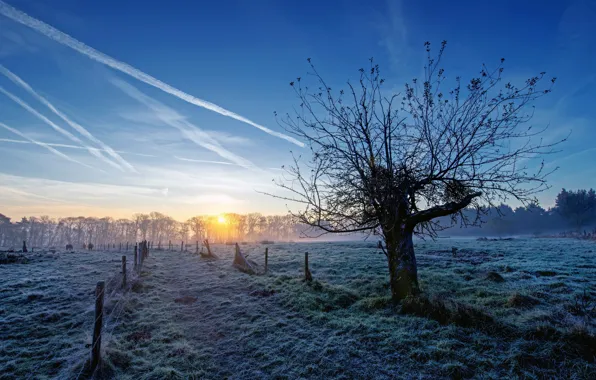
[270,41,564,301]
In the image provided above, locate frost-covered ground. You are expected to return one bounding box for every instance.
[2,238,596,379]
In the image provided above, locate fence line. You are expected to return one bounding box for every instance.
[25,240,308,379]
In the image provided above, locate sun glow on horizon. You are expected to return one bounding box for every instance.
[217,215,226,224]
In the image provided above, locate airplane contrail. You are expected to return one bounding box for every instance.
[0,138,157,157]
[111,78,258,170]
[0,121,94,169]
[0,64,137,172]
[174,156,235,166]
[0,0,305,147]
[0,86,123,171]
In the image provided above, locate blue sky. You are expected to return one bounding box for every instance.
[0,0,594,220]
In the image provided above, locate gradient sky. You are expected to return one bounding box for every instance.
[0,0,595,221]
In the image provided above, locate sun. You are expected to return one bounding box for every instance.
[217,215,226,224]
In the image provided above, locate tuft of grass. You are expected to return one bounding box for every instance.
[105,347,133,369]
[126,329,152,344]
[401,294,497,330]
[144,367,184,379]
[485,271,506,283]
[506,293,541,308]
[536,270,558,277]
[174,296,197,305]
[355,296,392,311]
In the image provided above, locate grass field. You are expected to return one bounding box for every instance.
[2,238,596,379]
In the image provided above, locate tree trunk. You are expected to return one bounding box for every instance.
[386,228,419,301]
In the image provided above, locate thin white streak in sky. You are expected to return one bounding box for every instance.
[0,185,67,203]
[111,78,258,170]
[0,0,305,147]
[0,64,137,172]
[0,121,95,169]
[174,156,235,166]
[0,138,156,157]
[175,156,285,173]
[0,86,121,171]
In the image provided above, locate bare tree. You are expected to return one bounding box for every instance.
[187,216,205,242]
[271,41,563,301]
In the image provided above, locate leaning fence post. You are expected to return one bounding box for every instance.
[122,256,127,288]
[91,281,105,371]
[265,247,269,273]
[305,252,312,282]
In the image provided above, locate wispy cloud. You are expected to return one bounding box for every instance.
[0,27,38,57]
[378,0,408,72]
[0,172,165,201]
[203,130,254,146]
[0,85,122,170]
[0,64,137,172]
[0,0,304,147]
[0,121,94,168]
[0,184,66,204]
[111,78,258,170]
[0,137,156,157]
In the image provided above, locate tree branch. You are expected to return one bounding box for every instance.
[407,191,482,227]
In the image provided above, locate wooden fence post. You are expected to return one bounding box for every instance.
[305,252,312,282]
[91,281,105,371]
[181,241,184,252]
[169,240,172,251]
[204,239,212,257]
[122,256,126,288]
[196,241,199,254]
[134,244,138,272]
[265,247,268,273]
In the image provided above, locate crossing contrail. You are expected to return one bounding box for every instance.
[0,64,137,172]
[0,0,305,147]
[0,138,157,157]
[0,121,94,169]
[0,86,123,171]
[111,78,258,170]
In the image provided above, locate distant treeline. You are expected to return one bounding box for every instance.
[0,212,304,249]
[1,189,595,248]
[436,188,596,237]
